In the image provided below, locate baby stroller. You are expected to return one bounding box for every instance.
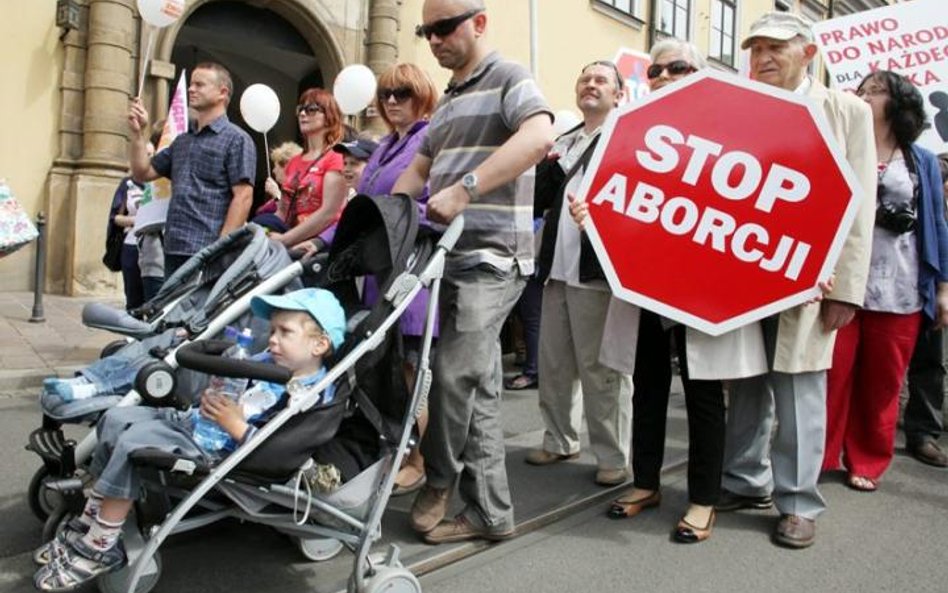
[38,194,461,593]
[82,223,289,343]
[26,224,309,524]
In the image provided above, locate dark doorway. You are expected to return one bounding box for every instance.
[171,1,324,209]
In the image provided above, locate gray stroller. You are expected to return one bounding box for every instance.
[27,224,308,524]
[82,223,291,342]
[41,194,462,593]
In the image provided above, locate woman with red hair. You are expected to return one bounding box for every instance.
[270,88,347,249]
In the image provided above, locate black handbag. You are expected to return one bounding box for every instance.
[102,221,124,272]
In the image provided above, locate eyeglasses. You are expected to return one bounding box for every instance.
[297,103,325,116]
[646,60,697,80]
[378,86,413,103]
[415,9,480,40]
[856,86,888,98]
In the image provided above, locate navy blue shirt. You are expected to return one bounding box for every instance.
[151,114,256,256]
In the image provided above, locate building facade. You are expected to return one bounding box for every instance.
[0,0,892,296]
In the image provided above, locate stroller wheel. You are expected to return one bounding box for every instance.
[100,339,130,359]
[28,466,62,522]
[297,536,344,562]
[360,567,421,593]
[97,550,162,593]
[135,362,178,407]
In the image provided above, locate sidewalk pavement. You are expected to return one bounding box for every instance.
[0,292,122,390]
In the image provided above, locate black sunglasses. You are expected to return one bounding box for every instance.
[646,60,696,80]
[297,103,325,116]
[377,86,413,103]
[415,9,480,40]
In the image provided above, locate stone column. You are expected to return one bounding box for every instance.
[364,0,401,133]
[366,0,400,75]
[45,1,90,294]
[68,0,136,295]
[80,0,135,168]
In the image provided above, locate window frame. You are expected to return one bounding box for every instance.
[656,0,692,41]
[708,0,737,69]
[594,0,645,21]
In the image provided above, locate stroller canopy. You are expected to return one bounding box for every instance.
[321,194,419,306]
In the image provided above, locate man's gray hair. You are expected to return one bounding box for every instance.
[649,39,708,70]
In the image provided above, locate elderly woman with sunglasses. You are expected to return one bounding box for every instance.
[269,88,347,250]
[357,63,440,495]
[570,38,769,544]
[822,71,948,491]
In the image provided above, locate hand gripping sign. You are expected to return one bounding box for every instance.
[575,70,863,336]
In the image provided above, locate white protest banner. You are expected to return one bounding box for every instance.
[813,0,948,153]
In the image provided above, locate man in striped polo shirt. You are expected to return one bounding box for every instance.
[393,0,554,544]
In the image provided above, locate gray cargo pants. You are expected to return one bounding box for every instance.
[421,263,525,532]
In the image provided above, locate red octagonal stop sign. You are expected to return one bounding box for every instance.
[575,70,863,336]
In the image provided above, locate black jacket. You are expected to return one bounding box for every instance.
[534,127,605,284]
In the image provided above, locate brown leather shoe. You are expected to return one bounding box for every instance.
[910,440,948,468]
[674,509,716,544]
[524,449,579,466]
[773,514,815,549]
[422,515,515,545]
[410,486,450,534]
[595,467,630,486]
[607,489,661,519]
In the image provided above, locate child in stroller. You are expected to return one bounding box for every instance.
[33,288,346,592]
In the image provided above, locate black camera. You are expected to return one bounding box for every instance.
[875,182,916,234]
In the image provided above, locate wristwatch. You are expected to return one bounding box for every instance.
[461,172,479,201]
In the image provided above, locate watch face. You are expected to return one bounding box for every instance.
[463,173,477,189]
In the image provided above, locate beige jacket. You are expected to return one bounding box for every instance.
[771,80,877,374]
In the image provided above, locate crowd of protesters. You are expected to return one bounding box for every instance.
[85,0,946,571]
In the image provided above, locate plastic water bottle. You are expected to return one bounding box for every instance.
[192,327,253,452]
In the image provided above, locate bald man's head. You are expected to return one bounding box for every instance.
[423,0,484,12]
[423,0,484,20]
[421,0,488,75]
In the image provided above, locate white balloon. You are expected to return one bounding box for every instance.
[333,64,378,116]
[553,110,582,136]
[240,84,281,133]
[137,0,186,28]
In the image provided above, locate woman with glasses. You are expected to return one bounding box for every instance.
[268,88,347,250]
[358,63,440,496]
[571,39,767,543]
[822,70,948,491]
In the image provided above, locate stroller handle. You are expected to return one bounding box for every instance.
[175,340,293,385]
[437,213,465,252]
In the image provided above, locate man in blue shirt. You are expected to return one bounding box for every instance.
[129,62,256,279]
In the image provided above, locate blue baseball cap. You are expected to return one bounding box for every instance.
[251,288,347,350]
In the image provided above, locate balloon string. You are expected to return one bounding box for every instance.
[263,133,271,178]
[137,26,155,99]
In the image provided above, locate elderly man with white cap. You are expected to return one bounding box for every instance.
[716,11,877,548]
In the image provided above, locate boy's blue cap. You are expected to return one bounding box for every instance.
[251,288,346,350]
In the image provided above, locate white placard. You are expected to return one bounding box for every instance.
[812,0,948,153]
